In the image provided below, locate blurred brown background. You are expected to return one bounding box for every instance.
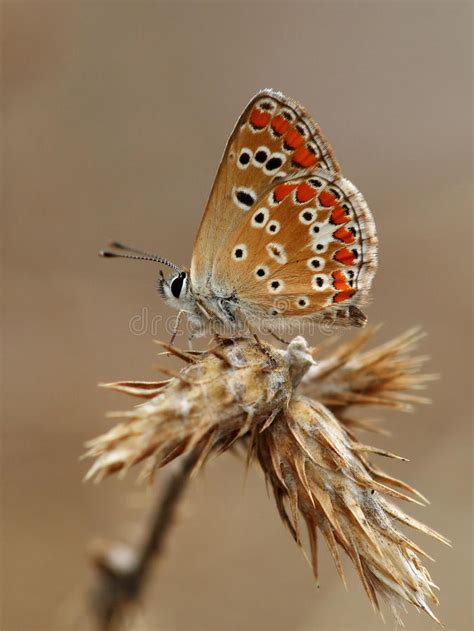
[2,2,472,630]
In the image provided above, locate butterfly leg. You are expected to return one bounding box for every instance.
[169,310,184,347]
[253,332,279,368]
[234,308,279,367]
[187,331,195,351]
[268,329,291,346]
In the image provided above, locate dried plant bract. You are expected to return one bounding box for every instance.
[85,329,449,626]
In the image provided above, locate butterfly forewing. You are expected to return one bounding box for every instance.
[191,89,341,285]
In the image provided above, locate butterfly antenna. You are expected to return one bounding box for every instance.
[99,241,181,272]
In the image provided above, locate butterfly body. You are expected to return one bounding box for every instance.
[104,89,378,339]
[160,268,240,337]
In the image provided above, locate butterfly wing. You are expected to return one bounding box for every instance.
[190,89,340,286]
[211,171,377,327]
[190,89,377,329]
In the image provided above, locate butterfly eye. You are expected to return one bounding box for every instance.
[232,244,248,261]
[237,148,253,169]
[170,272,187,299]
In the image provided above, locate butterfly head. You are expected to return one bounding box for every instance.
[100,241,195,311]
[159,269,193,311]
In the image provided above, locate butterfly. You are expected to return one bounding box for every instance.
[101,89,378,340]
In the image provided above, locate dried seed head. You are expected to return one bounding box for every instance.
[257,396,448,624]
[84,337,312,481]
[85,330,448,624]
[302,327,434,417]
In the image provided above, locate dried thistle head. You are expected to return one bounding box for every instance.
[85,329,449,624]
[85,337,311,481]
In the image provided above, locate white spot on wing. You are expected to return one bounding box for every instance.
[252,146,270,168]
[266,220,280,235]
[268,279,284,294]
[264,152,286,175]
[254,265,269,280]
[232,244,248,261]
[296,296,310,309]
[256,99,277,113]
[299,208,316,224]
[237,147,253,170]
[266,242,288,264]
[251,207,269,228]
[307,257,325,271]
[306,143,321,161]
[311,274,329,291]
[294,122,309,139]
[280,107,296,123]
[311,240,330,254]
[232,186,256,211]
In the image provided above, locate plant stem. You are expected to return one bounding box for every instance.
[91,451,198,630]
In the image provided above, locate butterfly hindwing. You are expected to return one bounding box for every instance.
[189,89,377,330]
[210,170,377,326]
[191,89,340,286]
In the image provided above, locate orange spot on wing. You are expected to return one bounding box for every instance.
[250,107,271,129]
[334,289,355,303]
[292,146,318,168]
[330,205,349,225]
[284,127,305,150]
[333,226,355,244]
[274,182,298,202]
[332,270,351,291]
[296,181,317,203]
[334,248,356,266]
[319,191,337,207]
[271,115,290,136]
